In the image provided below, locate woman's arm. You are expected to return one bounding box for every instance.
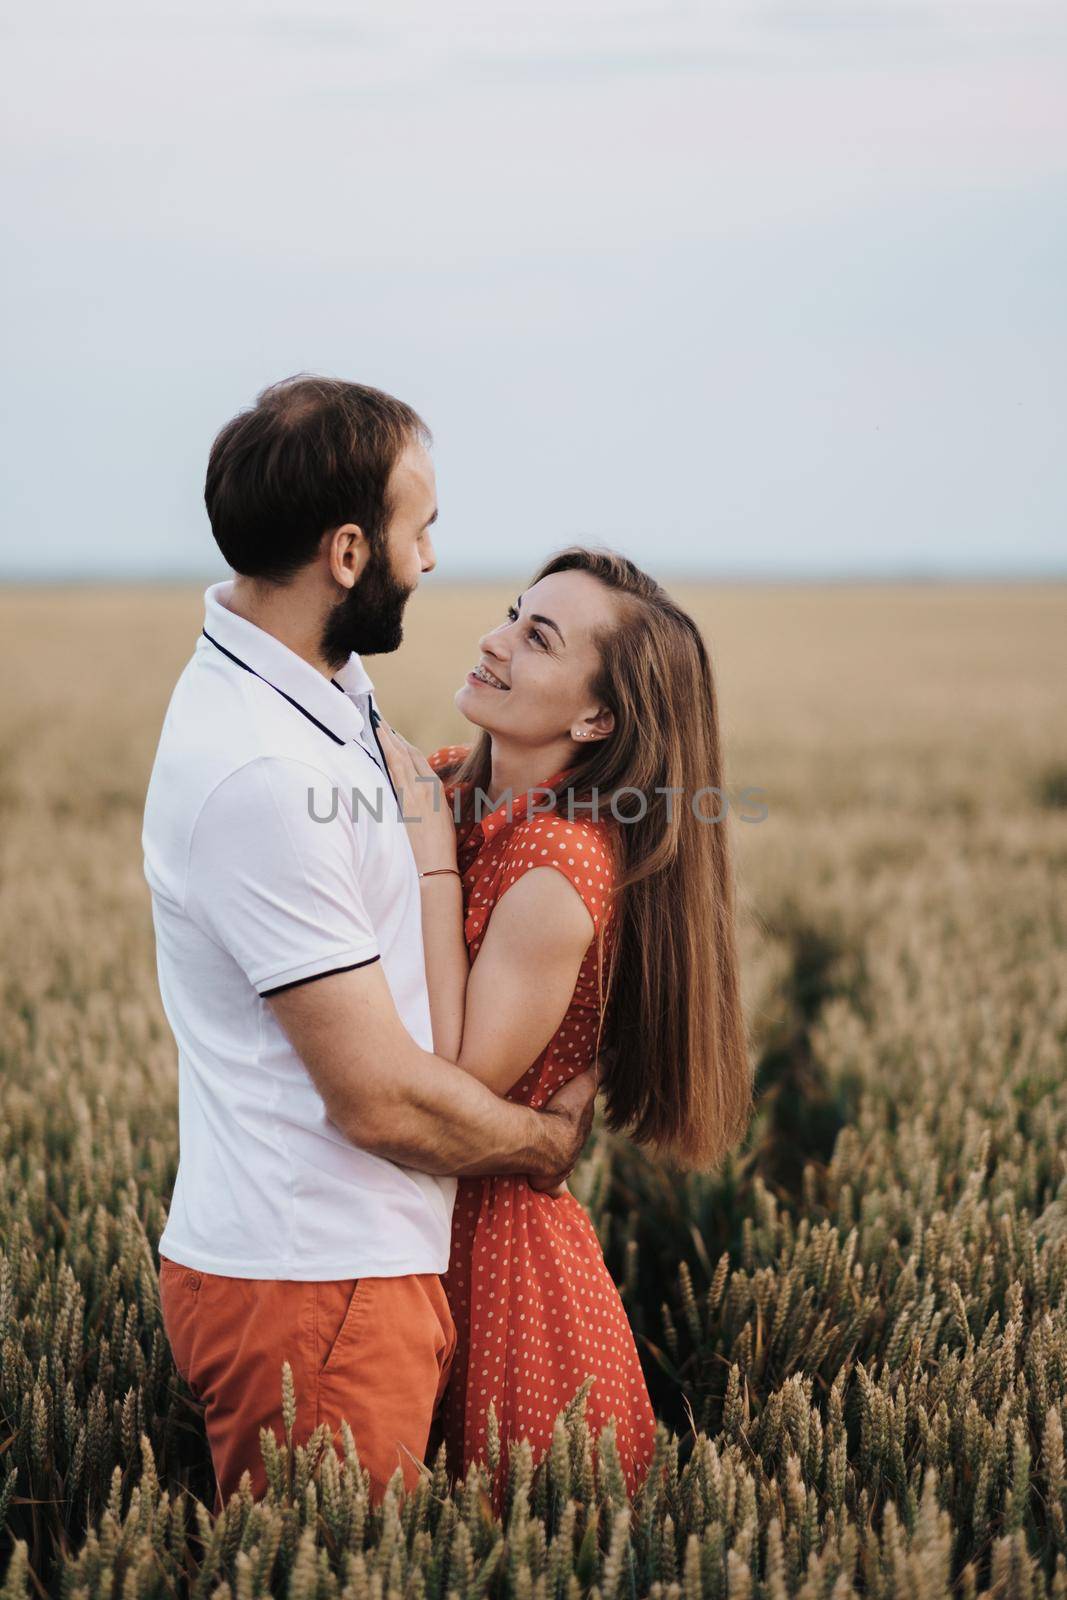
[376,723,470,1060]
[376,724,595,1095]
[417,869,469,1061]
[450,866,595,1095]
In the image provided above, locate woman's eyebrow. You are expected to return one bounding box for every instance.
[516,592,566,647]
[531,611,563,643]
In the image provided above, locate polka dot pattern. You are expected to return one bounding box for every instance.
[426,746,657,1506]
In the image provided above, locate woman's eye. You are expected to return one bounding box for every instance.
[506,603,546,648]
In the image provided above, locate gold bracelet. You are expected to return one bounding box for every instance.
[418,866,462,879]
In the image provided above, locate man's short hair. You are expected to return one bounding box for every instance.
[204,374,431,581]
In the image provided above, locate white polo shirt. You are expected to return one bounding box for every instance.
[142,580,456,1279]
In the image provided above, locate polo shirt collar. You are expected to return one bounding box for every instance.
[201,580,375,747]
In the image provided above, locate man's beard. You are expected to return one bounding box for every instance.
[320,541,414,668]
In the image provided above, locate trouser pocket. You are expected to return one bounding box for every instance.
[317,1279,364,1374]
[158,1256,203,1393]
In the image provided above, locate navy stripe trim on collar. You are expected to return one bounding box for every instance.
[330,676,392,791]
[330,676,381,729]
[366,699,400,807]
[203,629,346,747]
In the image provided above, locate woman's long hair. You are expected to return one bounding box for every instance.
[443,547,753,1171]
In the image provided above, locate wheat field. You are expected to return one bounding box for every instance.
[1,579,1066,1599]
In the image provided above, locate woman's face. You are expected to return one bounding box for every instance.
[455,570,618,747]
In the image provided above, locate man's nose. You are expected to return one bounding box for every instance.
[421,536,437,575]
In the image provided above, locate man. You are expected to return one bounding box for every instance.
[141,375,595,1512]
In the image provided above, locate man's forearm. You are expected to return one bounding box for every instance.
[334,1046,557,1178]
[267,963,585,1182]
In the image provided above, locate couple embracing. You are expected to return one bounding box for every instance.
[142,374,751,1516]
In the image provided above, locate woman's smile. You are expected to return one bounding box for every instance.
[467,663,510,690]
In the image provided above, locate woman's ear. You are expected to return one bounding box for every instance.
[583,706,615,740]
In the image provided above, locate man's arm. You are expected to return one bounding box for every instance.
[183,755,593,1184]
[267,959,595,1182]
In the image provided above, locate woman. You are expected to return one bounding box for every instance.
[376,547,752,1504]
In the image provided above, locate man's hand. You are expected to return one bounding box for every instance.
[537,1178,571,1200]
[528,1068,597,1192]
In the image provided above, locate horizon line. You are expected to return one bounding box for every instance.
[2,567,1066,588]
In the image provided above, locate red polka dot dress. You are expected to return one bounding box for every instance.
[426,745,657,1507]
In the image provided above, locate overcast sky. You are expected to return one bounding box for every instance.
[1,0,1064,580]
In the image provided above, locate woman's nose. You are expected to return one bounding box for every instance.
[478,627,508,660]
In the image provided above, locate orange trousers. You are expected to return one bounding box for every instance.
[158,1257,457,1513]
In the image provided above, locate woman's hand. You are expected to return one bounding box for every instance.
[376,720,458,875]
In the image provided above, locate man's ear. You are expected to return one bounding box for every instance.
[325,523,367,589]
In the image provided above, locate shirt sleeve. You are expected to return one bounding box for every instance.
[497,817,617,934]
[184,756,380,997]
